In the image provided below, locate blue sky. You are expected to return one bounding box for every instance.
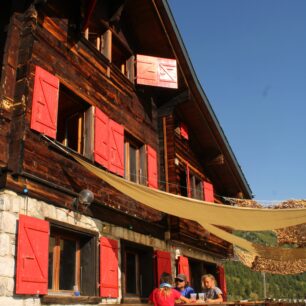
[168,0,306,201]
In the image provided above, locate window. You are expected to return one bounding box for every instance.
[179,167,188,197]
[48,231,80,292]
[56,85,94,158]
[121,240,154,302]
[125,251,139,294]
[190,173,203,200]
[124,136,147,185]
[48,221,98,296]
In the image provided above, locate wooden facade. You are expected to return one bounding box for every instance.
[0,0,252,305]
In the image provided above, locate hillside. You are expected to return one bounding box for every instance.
[224,231,306,300]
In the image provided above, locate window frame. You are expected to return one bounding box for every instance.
[190,172,203,200]
[120,240,154,303]
[125,250,140,295]
[124,135,147,185]
[48,230,81,293]
[47,219,99,296]
[56,84,94,158]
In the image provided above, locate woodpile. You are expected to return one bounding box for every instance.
[234,247,255,268]
[273,200,306,247]
[226,198,263,208]
[235,247,306,275]
[252,256,306,275]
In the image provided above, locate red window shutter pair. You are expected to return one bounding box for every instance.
[155,250,172,286]
[147,145,158,189]
[180,123,189,140]
[178,256,190,282]
[17,215,120,297]
[100,237,119,298]
[217,265,227,301]
[136,54,178,89]
[203,181,215,203]
[94,108,124,177]
[16,215,50,295]
[30,66,59,139]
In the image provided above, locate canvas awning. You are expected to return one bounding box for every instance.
[72,154,306,269]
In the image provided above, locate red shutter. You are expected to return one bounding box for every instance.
[108,119,124,177]
[186,163,191,198]
[100,237,119,298]
[136,54,178,89]
[16,214,49,295]
[94,108,109,169]
[147,145,158,189]
[178,256,190,282]
[203,181,214,203]
[218,265,227,301]
[155,250,171,286]
[30,66,59,138]
[180,123,189,140]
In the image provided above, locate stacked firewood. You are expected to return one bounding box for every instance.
[226,198,263,208]
[274,200,306,247]
[252,256,306,275]
[234,247,254,268]
[235,247,306,274]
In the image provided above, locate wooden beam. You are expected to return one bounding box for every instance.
[101,29,112,61]
[175,153,206,180]
[162,117,169,192]
[205,154,225,167]
[82,0,97,31]
[158,90,189,117]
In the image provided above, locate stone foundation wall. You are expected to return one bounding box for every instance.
[0,189,219,306]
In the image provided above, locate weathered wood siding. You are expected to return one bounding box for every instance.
[2,4,164,236]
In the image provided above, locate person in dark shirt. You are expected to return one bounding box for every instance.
[174,274,195,299]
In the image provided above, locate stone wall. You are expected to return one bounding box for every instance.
[0,189,220,306]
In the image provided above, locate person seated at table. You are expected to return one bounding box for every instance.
[174,274,195,299]
[201,274,223,303]
[149,272,191,306]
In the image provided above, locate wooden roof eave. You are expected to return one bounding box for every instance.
[153,0,252,199]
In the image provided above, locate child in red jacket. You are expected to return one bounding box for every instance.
[149,272,190,306]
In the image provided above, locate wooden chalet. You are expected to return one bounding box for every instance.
[0,0,252,305]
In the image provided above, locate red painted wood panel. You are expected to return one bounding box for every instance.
[147,145,158,188]
[155,250,172,285]
[178,256,190,282]
[203,181,214,203]
[94,108,109,169]
[30,66,59,138]
[108,119,124,177]
[136,54,178,89]
[180,123,189,140]
[100,237,119,298]
[218,265,227,301]
[16,214,50,295]
[187,163,191,198]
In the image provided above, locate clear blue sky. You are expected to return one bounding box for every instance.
[168,0,306,201]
